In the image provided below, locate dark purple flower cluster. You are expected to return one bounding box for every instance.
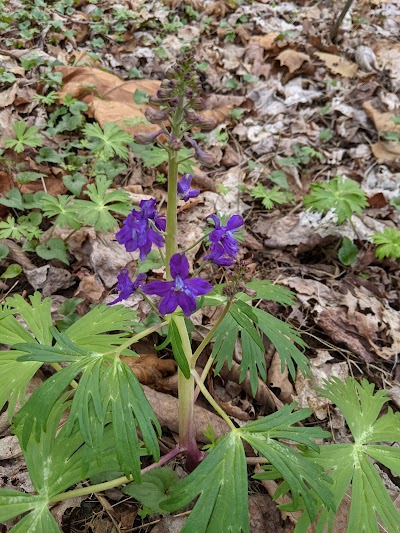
[116,199,166,261]
[111,198,243,314]
[205,214,244,266]
[177,174,200,202]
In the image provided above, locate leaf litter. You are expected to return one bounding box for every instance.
[0,0,400,530]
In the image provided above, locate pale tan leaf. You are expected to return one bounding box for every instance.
[315,52,358,78]
[276,49,312,74]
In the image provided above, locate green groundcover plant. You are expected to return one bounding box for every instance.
[1,52,399,533]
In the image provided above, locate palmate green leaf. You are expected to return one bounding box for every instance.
[250,184,292,210]
[245,280,296,305]
[39,194,81,229]
[0,490,43,523]
[83,122,132,161]
[371,227,400,259]
[72,175,132,232]
[64,303,136,352]
[211,300,309,395]
[0,294,53,418]
[103,359,161,480]
[15,328,160,480]
[291,378,400,532]
[318,377,391,443]
[162,432,249,533]
[250,305,309,378]
[1,395,124,533]
[123,467,179,514]
[303,176,367,224]
[8,507,59,533]
[246,405,334,521]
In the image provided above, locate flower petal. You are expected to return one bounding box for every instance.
[226,214,244,231]
[177,291,197,316]
[206,214,221,229]
[142,280,174,296]
[170,253,189,280]
[185,278,213,296]
[159,292,179,315]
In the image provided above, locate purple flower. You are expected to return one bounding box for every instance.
[177,174,200,202]
[207,214,243,257]
[109,270,146,305]
[142,253,212,316]
[116,199,166,261]
[205,243,235,266]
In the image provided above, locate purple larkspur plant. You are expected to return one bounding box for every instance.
[116,199,166,261]
[142,253,212,316]
[109,270,146,305]
[177,174,200,202]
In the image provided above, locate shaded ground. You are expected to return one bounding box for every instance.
[0,0,400,531]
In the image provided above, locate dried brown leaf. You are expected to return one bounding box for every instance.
[276,49,312,74]
[315,52,358,78]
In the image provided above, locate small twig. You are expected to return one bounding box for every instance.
[329,0,356,42]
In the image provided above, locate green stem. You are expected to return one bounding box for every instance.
[50,363,78,390]
[49,447,181,504]
[183,234,208,254]
[191,370,235,431]
[140,291,163,317]
[165,103,203,466]
[114,322,168,356]
[174,315,202,466]
[191,300,232,366]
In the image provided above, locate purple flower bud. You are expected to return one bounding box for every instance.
[177,174,200,201]
[145,107,170,124]
[185,89,194,99]
[149,95,169,106]
[191,97,206,111]
[184,108,200,123]
[134,129,163,145]
[168,135,182,151]
[195,118,217,132]
[157,88,174,99]
[169,96,181,108]
[195,148,218,167]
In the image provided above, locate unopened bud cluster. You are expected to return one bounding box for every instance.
[134,51,217,168]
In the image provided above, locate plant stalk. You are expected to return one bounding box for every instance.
[165,104,203,469]
[48,447,181,504]
[329,0,355,42]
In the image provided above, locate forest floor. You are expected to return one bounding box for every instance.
[0,0,400,531]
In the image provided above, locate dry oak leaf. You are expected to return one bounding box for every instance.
[250,33,281,52]
[55,66,161,135]
[276,49,312,74]
[362,102,400,162]
[362,100,400,134]
[315,52,358,78]
[373,40,400,82]
[122,354,176,386]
